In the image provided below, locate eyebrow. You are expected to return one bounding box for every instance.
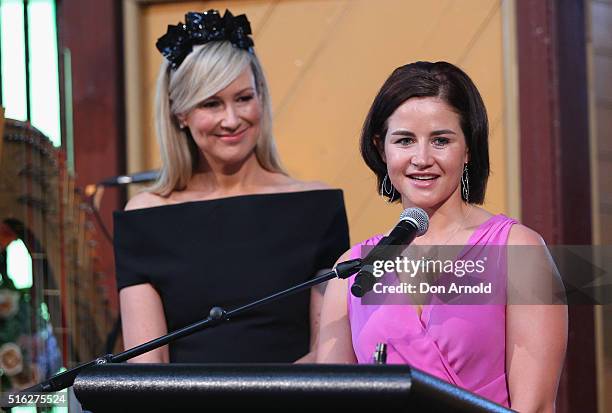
[234,87,255,96]
[206,87,255,100]
[390,129,456,136]
[431,129,456,136]
[390,129,415,137]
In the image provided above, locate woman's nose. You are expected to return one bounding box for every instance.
[220,104,240,130]
[410,143,432,168]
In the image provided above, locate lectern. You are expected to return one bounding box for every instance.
[73,364,513,412]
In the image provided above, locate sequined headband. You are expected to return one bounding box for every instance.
[156,9,254,70]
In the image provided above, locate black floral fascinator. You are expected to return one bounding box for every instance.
[156,9,254,69]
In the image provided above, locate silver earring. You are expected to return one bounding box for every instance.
[461,163,469,201]
[380,174,396,202]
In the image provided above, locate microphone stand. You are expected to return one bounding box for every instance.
[18,258,363,394]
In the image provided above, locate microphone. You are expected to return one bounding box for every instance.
[351,207,429,297]
[98,170,160,186]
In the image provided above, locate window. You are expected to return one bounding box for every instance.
[1,0,61,147]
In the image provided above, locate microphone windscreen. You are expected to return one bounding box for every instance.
[399,207,429,236]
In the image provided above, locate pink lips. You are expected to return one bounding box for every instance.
[217,128,248,143]
[407,174,439,188]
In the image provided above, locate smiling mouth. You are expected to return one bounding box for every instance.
[216,128,248,139]
[408,175,439,181]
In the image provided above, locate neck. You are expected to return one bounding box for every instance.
[189,151,268,196]
[404,196,471,244]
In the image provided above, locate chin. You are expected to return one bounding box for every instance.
[219,149,257,166]
[401,193,448,211]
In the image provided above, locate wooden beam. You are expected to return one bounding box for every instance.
[56,0,126,313]
[516,0,596,412]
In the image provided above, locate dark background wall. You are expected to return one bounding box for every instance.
[517,0,596,411]
[57,0,125,312]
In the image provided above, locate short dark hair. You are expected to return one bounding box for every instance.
[360,61,489,204]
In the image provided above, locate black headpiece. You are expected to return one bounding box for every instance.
[156,9,254,69]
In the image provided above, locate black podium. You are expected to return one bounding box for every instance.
[73,364,514,412]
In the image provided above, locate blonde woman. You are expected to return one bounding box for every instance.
[114,10,349,363]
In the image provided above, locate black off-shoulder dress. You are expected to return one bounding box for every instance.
[113,189,349,363]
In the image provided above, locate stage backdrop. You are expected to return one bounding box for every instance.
[123,0,519,243]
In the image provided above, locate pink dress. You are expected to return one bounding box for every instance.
[348,214,517,407]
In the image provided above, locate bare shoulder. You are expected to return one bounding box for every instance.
[466,205,494,227]
[124,191,169,211]
[508,223,546,246]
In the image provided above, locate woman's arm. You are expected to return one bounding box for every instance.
[119,192,170,363]
[294,180,349,363]
[506,225,568,412]
[294,279,326,363]
[316,251,357,363]
[119,284,170,363]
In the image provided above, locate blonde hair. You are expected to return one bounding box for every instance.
[149,41,285,196]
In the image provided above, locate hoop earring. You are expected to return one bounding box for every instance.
[461,163,470,201]
[380,174,396,202]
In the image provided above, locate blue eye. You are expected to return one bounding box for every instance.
[433,137,450,147]
[396,137,414,145]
